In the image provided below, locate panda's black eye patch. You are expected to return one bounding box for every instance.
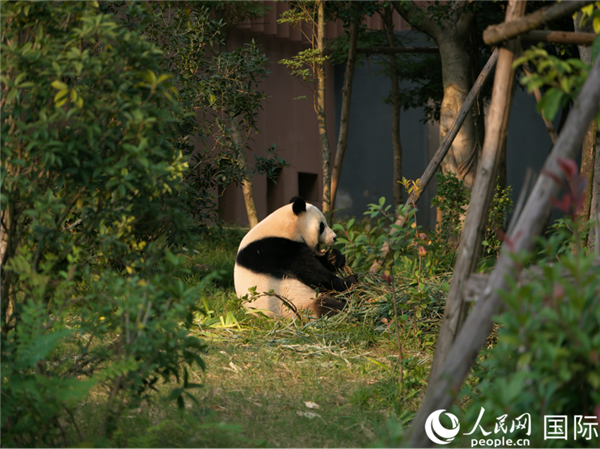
[319,222,325,234]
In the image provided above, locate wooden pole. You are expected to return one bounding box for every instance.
[404,50,600,449]
[427,0,526,389]
[369,47,499,273]
[521,30,597,46]
[483,0,593,46]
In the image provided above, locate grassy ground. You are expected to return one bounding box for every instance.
[67,226,446,448]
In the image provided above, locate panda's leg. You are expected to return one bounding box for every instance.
[316,294,347,317]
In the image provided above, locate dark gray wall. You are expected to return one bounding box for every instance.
[333,53,434,228]
[334,32,557,229]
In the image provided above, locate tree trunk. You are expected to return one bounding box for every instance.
[315,1,332,220]
[368,48,499,273]
[574,11,598,237]
[438,37,479,188]
[330,2,359,213]
[590,131,600,250]
[392,1,478,191]
[579,121,598,225]
[231,116,259,228]
[382,4,404,209]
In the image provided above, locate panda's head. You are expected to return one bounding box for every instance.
[237,196,337,256]
[289,197,336,255]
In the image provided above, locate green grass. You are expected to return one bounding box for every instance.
[63,227,441,448]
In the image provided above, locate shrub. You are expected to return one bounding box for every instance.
[455,241,600,447]
[1,2,207,445]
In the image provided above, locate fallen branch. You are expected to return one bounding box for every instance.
[483,0,594,46]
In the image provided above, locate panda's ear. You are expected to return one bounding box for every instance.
[290,197,306,215]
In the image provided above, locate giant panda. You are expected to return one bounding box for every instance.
[234,197,357,318]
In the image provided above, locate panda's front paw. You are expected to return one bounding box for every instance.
[327,248,346,269]
[343,274,358,289]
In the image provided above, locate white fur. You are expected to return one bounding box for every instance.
[234,201,336,318]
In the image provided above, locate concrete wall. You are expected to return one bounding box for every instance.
[218,28,336,226]
[333,31,557,230]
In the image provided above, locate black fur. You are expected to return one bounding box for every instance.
[290,197,306,215]
[318,295,348,317]
[316,248,346,273]
[236,237,355,292]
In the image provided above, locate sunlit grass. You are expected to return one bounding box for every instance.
[61,226,444,447]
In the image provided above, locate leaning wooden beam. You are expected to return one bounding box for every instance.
[356,46,439,55]
[369,47,499,273]
[404,44,600,449]
[521,30,597,46]
[463,257,600,302]
[483,0,593,46]
[427,0,526,392]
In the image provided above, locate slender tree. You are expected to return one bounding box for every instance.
[574,10,599,246]
[315,0,332,220]
[330,2,361,212]
[381,4,404,208]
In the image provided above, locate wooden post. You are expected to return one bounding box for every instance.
[427,0,526,388]
[404,50,600,449]
[369,47,499,273]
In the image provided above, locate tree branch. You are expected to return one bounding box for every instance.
[391,1,440,40]
[356,47,439,55]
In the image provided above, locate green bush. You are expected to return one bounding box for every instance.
[0,2,207,445]
[431,172,512,264]
[456,241,600,447]
[117,2,285,226]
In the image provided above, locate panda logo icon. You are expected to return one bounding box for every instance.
[424,409,461,445]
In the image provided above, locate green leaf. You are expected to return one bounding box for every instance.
[537,87,563,121]
[51,80,68,90]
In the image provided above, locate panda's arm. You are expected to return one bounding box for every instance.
[236,238,355,292]
[315,248,346,273]
[291,249,354,292]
